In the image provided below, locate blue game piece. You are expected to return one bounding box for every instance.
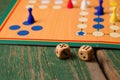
[95,6,104,16]
[95,0,103,9]
[99,0,103,8]
[95,0,104,16]
[23,8,35,25]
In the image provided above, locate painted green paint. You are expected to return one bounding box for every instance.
[103,50,120,75]
[0,45,92,80]
[0,40,119,49]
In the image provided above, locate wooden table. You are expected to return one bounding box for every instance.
[0,44,120,80]
[97,49,120,80]
[0,0,120,79]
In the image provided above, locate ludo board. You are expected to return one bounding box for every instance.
[0,0,120,48]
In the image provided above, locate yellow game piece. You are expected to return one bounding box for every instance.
[109,0,118,7]
[110,7,117,23]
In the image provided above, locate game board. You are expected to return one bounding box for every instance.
[0,0,120,48]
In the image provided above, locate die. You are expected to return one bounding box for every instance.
[78,45,94,61]
[55,43,71,59]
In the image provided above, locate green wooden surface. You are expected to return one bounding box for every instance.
[103,50,120,78]
[0,45,94,80]
[105,50,120,73]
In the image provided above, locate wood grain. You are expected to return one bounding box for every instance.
[96,49,120,80]
[0,44,106,80]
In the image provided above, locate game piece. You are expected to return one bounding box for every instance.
[23,8,35,25]
[95,0,103,9]
[110,7,117,24]
[95,0,104,15]
[99,0,103,4]
[55,43,71,59]
[78,45,94,61]
[80,0,88,10]
[99,0,103,9]
[67,0,73,8]
[95,6,104,16]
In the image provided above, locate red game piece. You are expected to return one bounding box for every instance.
[67,0,73,8]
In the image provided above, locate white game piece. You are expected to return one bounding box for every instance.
[80,0,88,10]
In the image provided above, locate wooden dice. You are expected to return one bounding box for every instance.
[55,43,71,59]
[78,45,94,61]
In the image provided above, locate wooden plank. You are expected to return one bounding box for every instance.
[86,58,106,80]
[0,44,106,80]
[96,49,120,80]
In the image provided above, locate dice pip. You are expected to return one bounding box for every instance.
[78,45,94,61]
[55,43,71,59]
